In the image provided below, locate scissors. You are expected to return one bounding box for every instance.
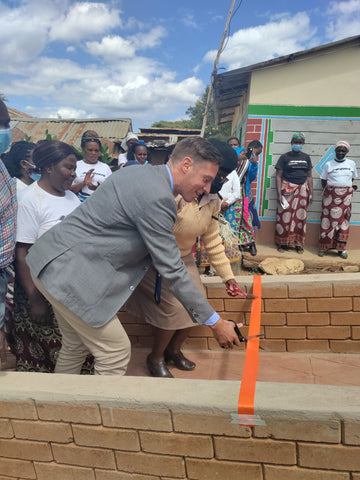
[228,319,264,345]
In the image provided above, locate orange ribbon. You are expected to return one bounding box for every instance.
[237,275,262,425]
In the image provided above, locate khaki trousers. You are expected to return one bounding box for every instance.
[32,276,131,375]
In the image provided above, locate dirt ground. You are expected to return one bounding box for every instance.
[239,244,360,275]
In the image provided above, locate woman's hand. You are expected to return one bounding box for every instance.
[83,169,95,187]
[225,279,247,297]
[221,200,229,212]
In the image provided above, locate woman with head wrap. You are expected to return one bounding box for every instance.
[71,131,112,201]
[9,141,92,372]
[126,139,246,378]
[2,141,36,192]
[275,132,313,253]
[318,141,357,259]
[118,132,139,167]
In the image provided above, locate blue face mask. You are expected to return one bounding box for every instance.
[292,144,303,152]
[0,128,11,154]
[30,172,41,181]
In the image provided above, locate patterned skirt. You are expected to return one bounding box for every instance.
[7,281,93,373]
[319,185,353,251]
[224,186,255,246]
[275,181,310,247]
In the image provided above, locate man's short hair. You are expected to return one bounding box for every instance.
[170,137,222,167]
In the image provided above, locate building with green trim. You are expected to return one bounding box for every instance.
[214,35,360,249]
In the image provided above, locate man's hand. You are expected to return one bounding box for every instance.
[210,317,242,349]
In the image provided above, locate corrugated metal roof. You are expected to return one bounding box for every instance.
[9,115,133,153]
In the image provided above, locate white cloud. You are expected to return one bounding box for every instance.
[130,26,167,50]
[204,12,317,70]
[49,2,122,42]
[326,0,360,40]
[182,13,198,29]
[86,36,136,61]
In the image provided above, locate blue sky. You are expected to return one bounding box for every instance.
[1,0,360,131]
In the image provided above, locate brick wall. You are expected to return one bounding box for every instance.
[120,273,360,353]
[0,374,359,479]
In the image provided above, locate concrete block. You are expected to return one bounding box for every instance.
[12,420,72,443]
[73,425,140,451]
[0,400,37,420]
[287,340,330,352]
[52,443,116,469]
[0,438,53,461]
[344,421,360,445]
[330,340,360,353]
[34,462,95,480]
[287,312,330,326]
[299,443,360,471]
[186,458,262,480]
[140,431,213,458]
[265,299,307,313]
[307,298,352,312]
[307,326,351,339]
[331,312,360,325]
[288,284,332,298]
[265,326,306,339]
[115,451,185,477]
[173,412,251,437]
[264,465,349,480]
[0,419,13,439]
[101,407,172,432]
[0,457,36,479]
[37,402,101,424]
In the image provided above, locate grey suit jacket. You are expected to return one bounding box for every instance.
[27,165,215,327]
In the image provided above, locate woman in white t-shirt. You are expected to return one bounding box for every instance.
[10,140,92,372]
[71,132,112,201]
[319,140,358,259]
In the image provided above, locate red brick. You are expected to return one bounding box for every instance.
[308,326,351,339]
[264,465,349,480]
[265,299,306,313]
[208,298,224,311]
[307,298,352,312]
[0,457,36,479]
[140,431,213,458]
[353,297,360,311]
[261,286,288,298]
[34,462,95,480]
[259,339,286,351]
[12,420,72,443]
[299,442,360,470]
[288,284,332,298]
[254,417,340,442]
[331,312,360,325]
[173,412,251,437]
[287,340,330,352]
[255,125,262,132]
[186,458,261,480]
[0,438,52,461]
[353,326,360,339]
[183,337,209,350]
[115,451,185,477]
[37,402,101,424]
[101,407,172,431]
[0,419,13,438]
[73,425,139,451]
[52,444,116,469]
[224,298,255,312]
[344,421,360,445]
[265,326,306,339]
[214,437,296,464]
[258,313,286,325]
[0,400,37,420]
[333,282,360,297]
[330,340,360,353]
[287,313,329,326]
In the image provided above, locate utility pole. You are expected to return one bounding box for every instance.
[200,0,236,137]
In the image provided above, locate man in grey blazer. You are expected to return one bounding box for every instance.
[27,137,241,375]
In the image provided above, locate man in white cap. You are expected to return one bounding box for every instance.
[118,132,139,167]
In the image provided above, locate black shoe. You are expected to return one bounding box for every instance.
[146,354,173,378]
[249,243,257,256]
[164,350,196,371]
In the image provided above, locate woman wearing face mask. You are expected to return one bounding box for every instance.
[275,132,313,253]
[318,141,357,259]
[8,141,92,372]
[126,139,246,378]
[2,141,36,192]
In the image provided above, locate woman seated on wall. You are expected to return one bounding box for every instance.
[318,140,357,259]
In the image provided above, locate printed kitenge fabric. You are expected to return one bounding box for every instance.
[224,183,255,246]
[319,185,353,251]
[275,180,310,247]
[7,281,94,373]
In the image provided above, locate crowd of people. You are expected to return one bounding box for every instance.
[0,96,357,377]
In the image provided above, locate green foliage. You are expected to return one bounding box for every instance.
[44,129,57,141]
[151,85,232,141]
[24,134,32,142]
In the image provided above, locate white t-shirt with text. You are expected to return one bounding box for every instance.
[320,158,357,187]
